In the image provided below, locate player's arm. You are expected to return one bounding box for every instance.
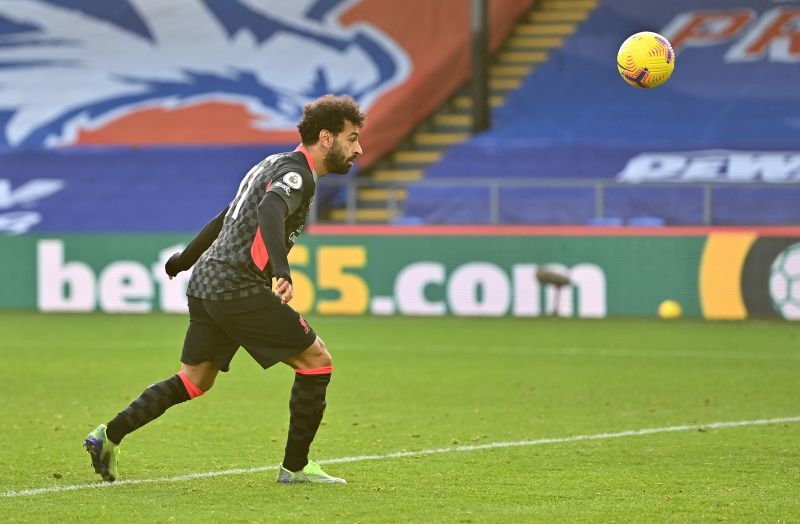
[256,192,293,303]
[260,171,310,303]
[164,207,228,277]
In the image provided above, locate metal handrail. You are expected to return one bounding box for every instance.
[312,177,800,225]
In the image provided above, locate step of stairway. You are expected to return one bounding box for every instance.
[506,36,565,49]
[513,23,577,36]
[392,150,443,165]
[414,132,470,147]
[371,168,425,182]
[540,0,598,9]
[328,208,396,222]
[529,10,589,23]
[358,187,409,202]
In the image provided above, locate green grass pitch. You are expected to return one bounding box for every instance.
[1,312,798,522]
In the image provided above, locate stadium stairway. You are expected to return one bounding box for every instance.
[326,0,598,224]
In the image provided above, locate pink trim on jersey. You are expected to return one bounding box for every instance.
[178,371,205,399]
[295,366,333,375]
[250,179,273,270]
[250,226,269,270]
[294,144,315,172]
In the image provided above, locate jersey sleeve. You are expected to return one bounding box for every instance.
[166,206,228,275]
[256,193,292,283]
[266,170,311,216]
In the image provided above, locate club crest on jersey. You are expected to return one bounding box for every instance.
[282,172,303,190]
[0,0,410,148]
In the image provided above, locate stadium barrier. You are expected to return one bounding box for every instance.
[3,226,799,320]
[316,177,800,226]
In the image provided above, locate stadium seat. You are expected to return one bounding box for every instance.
[628,216,665,227]
[588,217,623,226]
[390,216,425,226]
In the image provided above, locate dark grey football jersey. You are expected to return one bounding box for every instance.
[186,148,316,300]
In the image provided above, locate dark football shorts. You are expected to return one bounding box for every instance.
[181,291,317,372]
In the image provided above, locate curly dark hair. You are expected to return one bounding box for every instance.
[297,94,366,145]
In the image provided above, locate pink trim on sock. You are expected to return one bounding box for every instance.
[178,371,204,398]
[295,366,333,375]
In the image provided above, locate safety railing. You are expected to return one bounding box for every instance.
[310,177,800,225]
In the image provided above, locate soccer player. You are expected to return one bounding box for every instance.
[84,94,365,484]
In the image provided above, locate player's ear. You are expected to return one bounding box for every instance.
[319,129,333,148]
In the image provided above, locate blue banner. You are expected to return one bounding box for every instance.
[0,146,348,234]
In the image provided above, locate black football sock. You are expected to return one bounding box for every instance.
[105,374,196,444]
[283,371,331,472]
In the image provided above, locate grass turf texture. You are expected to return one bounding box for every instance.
[1,313,798,522]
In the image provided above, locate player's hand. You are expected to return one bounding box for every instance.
[275,277,293,304]
[165,252,184,280]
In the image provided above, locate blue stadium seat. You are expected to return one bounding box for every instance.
[390,215,425,225]
[628,216,666,227]
[588,217,623,226]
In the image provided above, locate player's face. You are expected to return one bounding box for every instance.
[324,120,362,175]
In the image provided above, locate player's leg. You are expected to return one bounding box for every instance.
[104,360,218,444]
[84,297,236,482]
[276,336,344,483]
[83,362,217,482]
[203,292,344,483]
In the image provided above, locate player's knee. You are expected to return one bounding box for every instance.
[285,337,333,371]
[298,337,332,370]
[179,363,218,394]
[310,337,333,369]
[195,376,215,392]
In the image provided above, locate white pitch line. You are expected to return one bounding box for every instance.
[3,416,799,498]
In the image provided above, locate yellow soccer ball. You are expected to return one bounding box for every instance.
[617,31,675,88]
[658,299,682,320]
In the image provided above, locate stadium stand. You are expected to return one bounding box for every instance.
[400,0,800,225]
[2,0,799,230]
[335,0,593,223]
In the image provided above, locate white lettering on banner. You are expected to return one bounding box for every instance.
[34,240,607,317]
[617,151,800,183]
[726,7,800,63]
[395,262,446,315]
[661,10,755,52]
[448,263,510,316]
[36,240,190,313]
[391,262,606,318]
[512,265,540,317]
[571,265,607,318]
[683,155,728,181]
[37,240,95,312]
[98,262,153,313]
[152,246,190,314]
[662,7,800,62]
[540,263,607,318]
